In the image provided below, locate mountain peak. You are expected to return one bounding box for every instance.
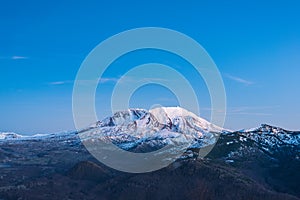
[78,107,227,152]
[0,132,23,140]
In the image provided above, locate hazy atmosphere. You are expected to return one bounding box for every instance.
[1,0,300,134]
[1,2,300,200]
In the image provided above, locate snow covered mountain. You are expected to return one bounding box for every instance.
[238,124,300,147]
[1,107,299,154]
[78,107,226,152]
[0,132,23,140]
[1,107,300,199]
[209,123,300,163]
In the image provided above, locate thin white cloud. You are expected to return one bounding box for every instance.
[228,112,272,116]
[48,81,70,85]
[48,77,171,87]
[48,78,118,86]
[0,56,29,60]
[75,78,118,85]
[201,105,279,116]
[229,106,279,112]
[99,78,118,83]
[225,74,254,85]
[11,56,28,60]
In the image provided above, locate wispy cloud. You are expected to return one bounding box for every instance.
[11,56,28,60]
[48,78,118,86]
[48,77,171,87]
[228,112,272,116]
[48,81,71,85]
[0,56,29,60]
[225,74,254,85]
[99,78,118,83]
[201,105,279,116]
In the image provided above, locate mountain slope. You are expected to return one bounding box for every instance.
[208,124,300,197]
[79,107,225,154]
[0,107,299,199]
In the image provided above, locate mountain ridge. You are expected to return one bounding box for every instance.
[0,107,299,199]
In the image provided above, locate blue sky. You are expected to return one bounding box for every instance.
[1,0,300,134]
